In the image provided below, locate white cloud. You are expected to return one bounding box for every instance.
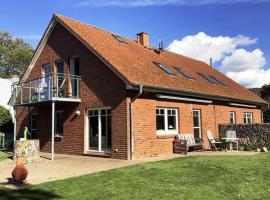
[226,69,270,88]
[222,49,269,88]
[71,0,270,7]
[167,32,269,88]
[221,49,266,72]
[167,32,256,64]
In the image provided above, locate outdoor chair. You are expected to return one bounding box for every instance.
[225,130,239,151]
[206,130,222,151]
[53,78,66,97]
[174,133,203,154]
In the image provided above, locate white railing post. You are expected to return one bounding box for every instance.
[51,101,55,160]
[20,83,23,104]
[77,77,79,98]
[38,79,41,101]
[56,74,58,99]
[29,80,32,103]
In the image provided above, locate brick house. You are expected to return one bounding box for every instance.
[10,14,267,160]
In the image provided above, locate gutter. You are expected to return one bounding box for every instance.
[129,85,143,160]
[128,84,266,107]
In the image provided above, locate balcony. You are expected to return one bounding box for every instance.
[10,73,81,106]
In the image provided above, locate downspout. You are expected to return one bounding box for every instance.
[130,85,143,160]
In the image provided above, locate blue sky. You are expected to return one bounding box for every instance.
[1,0,270,87]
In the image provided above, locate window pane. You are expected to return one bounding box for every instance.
[194,128,200,140]
[156,115,165,130]
[193,115,199,127]
[101,114,112,152]
[160,109,164,115]
[55,112,63,135]
[89,115,99,151]
[168,116,176,130]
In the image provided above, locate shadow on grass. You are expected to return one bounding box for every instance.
[0,187,61,200]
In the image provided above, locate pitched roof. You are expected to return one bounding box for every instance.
[29,14,268,105]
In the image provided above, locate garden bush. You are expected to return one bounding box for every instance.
[219,123,270,151]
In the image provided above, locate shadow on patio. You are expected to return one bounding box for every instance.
[0,187,61,200]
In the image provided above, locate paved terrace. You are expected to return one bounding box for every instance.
[0,151,259,189]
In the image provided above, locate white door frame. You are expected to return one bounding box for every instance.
[85,107,111,153]
[193,109,202,139]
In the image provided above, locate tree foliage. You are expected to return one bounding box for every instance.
[259,84,270,123]
[0,106,12,128]
[0,32,34,78]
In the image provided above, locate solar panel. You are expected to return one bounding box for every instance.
[197,73,219,84]
[208,75,228,86]
[174,67,194,79]
[153,61,175,75]
[111,34,128,44]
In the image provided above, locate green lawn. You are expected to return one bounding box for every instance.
[0,151,9,161]
[1,153,270,200]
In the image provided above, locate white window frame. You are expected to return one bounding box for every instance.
[244,112,253,124]
[193,109,202,139]
[156,107,179,135]
[229,111,236,124]
[86,107,112,153]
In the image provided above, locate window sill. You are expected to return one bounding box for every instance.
[54,135,63,138]
[157,133,178,139]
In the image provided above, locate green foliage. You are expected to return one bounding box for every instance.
[260,83,270,102]
[0,32,34,78]
[219,123,270,151]
[0,106,12,128]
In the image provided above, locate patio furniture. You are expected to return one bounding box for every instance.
[206,130,222,151]
[173,139,188,155]
[222,130,239,152]
[174,134,203,154]
[52,78,66,97]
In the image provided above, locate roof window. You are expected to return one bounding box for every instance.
[174,67,194,79]
[153,61,174,75]
[197,73,219,84]
[112,34,128,44]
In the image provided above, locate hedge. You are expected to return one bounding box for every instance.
[219,123,270,151]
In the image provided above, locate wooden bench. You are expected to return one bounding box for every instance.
[173,134,203,155]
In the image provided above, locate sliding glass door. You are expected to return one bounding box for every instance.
[88,108,111,152]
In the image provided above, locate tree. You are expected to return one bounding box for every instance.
[0,32,34,78]
[0,106,12,128]
[260,84,270,123]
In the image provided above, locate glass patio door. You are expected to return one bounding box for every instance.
[193,110,201,140]
[42,64,51,100]
[88,108,112,152]
[70,57,79,97]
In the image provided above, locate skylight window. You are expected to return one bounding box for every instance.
[153,61,175,75]
[112,34,127,44]
[208,75,228,86]
[197,73,219,84]
[174,67,194,79]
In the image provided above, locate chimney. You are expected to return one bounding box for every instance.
[137,32,149,47]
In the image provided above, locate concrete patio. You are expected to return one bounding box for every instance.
[0,151,259,189]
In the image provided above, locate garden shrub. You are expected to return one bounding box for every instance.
[219,123,270,151]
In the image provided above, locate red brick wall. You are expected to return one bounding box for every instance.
[131,96,262,158]
[16,23,129,159]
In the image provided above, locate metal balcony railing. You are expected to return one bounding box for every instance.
[10,73,81,106]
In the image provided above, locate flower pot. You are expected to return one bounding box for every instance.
[12,156,28,182]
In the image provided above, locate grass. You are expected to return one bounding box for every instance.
[0,151,10,161]
[1,153,270,200]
